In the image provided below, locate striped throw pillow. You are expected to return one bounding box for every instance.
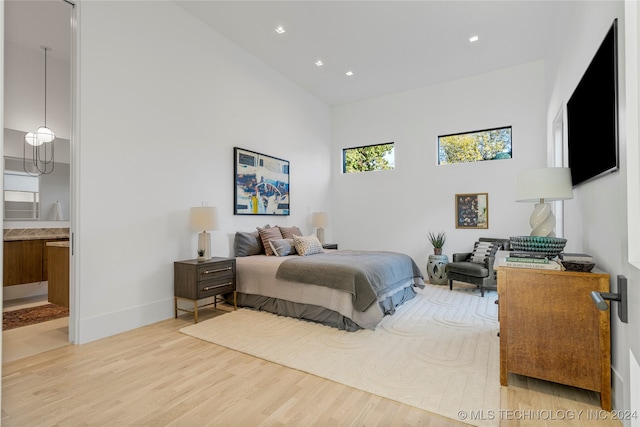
[278,226,303,240]
[257,226,284,256]
[470,241,497,263]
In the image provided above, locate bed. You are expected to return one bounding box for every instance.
[233,227,424,331]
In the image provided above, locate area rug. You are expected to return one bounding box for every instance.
[180,285,500,426]
[2,303,69,330]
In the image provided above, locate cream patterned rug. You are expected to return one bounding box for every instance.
[180,284,500,427]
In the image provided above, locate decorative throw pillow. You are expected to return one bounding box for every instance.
[257,226,284,256]
[470,241,499,263]
[278,226,303,240]
[268,238,297,257]
[234,231,263,257]
[292,234,324,256]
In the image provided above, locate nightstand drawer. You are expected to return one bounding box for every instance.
[197,261,234,280]
[198,277,235,299]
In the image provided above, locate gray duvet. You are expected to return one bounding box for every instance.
[275,250,424,312]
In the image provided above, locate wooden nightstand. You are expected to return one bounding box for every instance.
[174,257,236,323]
[322,243,338,250]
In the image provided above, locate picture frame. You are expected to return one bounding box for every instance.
[234,147,290,216]
[455,193,488,229]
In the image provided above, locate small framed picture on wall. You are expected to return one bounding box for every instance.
[455,193,488,229]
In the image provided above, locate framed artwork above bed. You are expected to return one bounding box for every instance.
[455,193,488,229]
[234,147,290,216]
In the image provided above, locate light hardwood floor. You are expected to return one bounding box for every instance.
[2,304,622,427]
[2,295,70,363]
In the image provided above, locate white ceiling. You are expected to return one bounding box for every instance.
[176,1,572,105]
[5,1,573,106]
[4,0,72,63]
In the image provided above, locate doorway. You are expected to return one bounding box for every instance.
[2,0,75,356]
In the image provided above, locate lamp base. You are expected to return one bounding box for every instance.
[198,231,212,260]
[529,203,556,237]
[316,227,325,245]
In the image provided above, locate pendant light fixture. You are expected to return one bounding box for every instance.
[24,46,55,176]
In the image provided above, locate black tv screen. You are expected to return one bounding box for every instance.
[566,19,619,187]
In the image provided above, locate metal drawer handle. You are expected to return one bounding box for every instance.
[203,282,233,292]
[202,266,232,274]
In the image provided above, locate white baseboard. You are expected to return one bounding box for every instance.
[74,297,173,345]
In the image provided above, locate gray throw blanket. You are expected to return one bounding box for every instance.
[276,250,424,312]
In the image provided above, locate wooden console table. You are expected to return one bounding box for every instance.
[497,266,611,410]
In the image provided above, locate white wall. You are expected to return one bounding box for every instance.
[74,1,332,343]
[544,0,638,419]
[4,41,70,140]
[331,61,546,272]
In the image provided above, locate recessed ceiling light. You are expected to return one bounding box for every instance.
[275,26,285,34]
[346,71,354,76]
[315,60,324,66]
[469,35,479,43]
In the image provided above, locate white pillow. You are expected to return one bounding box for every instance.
[292,234,324,256]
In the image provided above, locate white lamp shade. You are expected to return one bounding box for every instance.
[515,167,573,202]
[312,212,328,228]
[190,206,218,231]
[24,132,42,146]
[36,126,55,144]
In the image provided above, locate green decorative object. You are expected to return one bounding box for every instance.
[509,236,567,257]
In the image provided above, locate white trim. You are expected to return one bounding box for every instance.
[626,0,640,270]
[552,106,566,237]
[69,0,80,344]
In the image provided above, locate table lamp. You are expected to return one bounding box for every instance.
[190,206,218,260]
[515,167,573,237]
[312,212,328,245]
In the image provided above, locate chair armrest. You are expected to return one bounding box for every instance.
[484,256,498,275]
[453,252,472,262]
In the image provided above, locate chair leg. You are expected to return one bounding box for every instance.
[449,279,453,290]
[480,285,485,297]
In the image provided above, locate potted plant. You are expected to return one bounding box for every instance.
[197,249,206,262]
[428,231,446,255]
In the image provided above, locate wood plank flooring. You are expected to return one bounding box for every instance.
[2,305,622,427]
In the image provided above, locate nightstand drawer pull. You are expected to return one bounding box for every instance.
[203,282,233,291]
[202,266,232,274]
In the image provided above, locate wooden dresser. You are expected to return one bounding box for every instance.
[497,266,611,410]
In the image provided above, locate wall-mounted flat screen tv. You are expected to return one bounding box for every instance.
[566,18,619,187]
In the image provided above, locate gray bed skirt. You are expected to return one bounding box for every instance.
[232,285,417,332]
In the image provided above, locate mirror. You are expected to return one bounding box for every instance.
[3,128,70,221]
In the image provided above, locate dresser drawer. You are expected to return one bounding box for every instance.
[198,277,235,299]
[197,261,234,281]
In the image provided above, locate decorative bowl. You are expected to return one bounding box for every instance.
[560,260,596,272]
[509,236,567,257]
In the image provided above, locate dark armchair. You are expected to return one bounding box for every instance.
[445,237,510,297]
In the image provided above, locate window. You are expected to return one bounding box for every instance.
[343,142,395,173]
[438,126,512,165]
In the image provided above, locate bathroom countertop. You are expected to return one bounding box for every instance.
[3,228,70,241]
